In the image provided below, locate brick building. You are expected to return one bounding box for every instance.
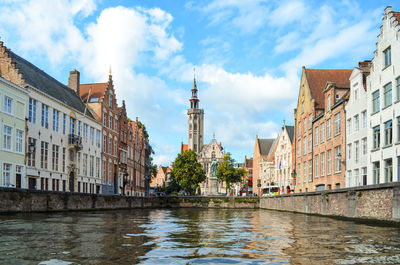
[118,101,129,195]
[253,135,274,196]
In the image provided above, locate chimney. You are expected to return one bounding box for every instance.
[68,70,80,96]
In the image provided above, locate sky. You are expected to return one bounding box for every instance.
[0,0,397,166]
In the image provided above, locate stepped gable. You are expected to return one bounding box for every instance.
[80,82,107,102]
[4,47,94,119]
[304,68,352,110]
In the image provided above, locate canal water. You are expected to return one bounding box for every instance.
[0,209,399,265]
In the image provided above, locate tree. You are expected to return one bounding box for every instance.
[149,164,158,180]
[217,153,246,195]
[170,149,206,195]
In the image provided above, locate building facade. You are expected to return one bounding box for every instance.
[274,124,294,193]
[345,62,371,187]
[253,136,274,196]
[150,166,171,189]
[367,7,400,185]
[80,75,120,194]
[118,101,129,195]
[293,67,351,193]
[0,75,28,189]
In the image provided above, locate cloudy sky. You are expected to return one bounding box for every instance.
[0,0,396,166]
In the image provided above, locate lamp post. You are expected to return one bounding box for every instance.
[122,172,128,196]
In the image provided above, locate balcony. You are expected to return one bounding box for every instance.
[68,134,83,150]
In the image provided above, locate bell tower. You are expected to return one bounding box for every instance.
[188,76,204,153]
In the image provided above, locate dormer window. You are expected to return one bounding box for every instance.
[109,94,112,108]
[327,95,331,110]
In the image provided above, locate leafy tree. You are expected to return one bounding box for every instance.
[150,164,158,180]
[217,153,246,194]
[170,149,206,195]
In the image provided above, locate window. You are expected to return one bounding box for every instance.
[308,160,312,182]
[96,130,101,148]
[114,139,117,155]
[384,158,392,183]
[109,137,112,154]
[320,152,325,177]
[303,162,307,183]
[309,114,312,129]
[315,127,319,145]
[96,158,100,178]
[103,135,106,152]
[109,94,112,108]
[108,162,112,183]
[63,114,66,134]
[327,150,332,175]
[69,117,75,135]
[114,118,118,131]
[297,164,301,184]
[373,161,380,184]
[41,104,49,128]
[321,123,325,143]
[372,90,380,113]
[347,119,352,135]
[4,96,12,113]
[83,124,88,142]
[103,112,107,126]
[384,120,392,146]
[298,122,301,137]
[354,169,359,187]
[398,116,400,142]
[297,140,301,157]
[83,154,88,176]
[62,148,66,172]
[90,156,94,177]
[327,119,331,139]
[52,109,59,132]
[2,163,12,187]
[303,137,307,155]
[90,127,94,145]
[41,141,48,169]
[362,111,367,128]
[334,146,341,173]
[384,82,392,107]
[397,77,400,101]
[16,129,23,153]
[27,138,36,167]
[315,155,319,178]
[52,145,59,171]
[3,125,12,150]
[355,141,359,164]
[384,46,391,68]
[29,98,37,123]
[362,167,367,186]
[348,143,352,160]
[109,116,112,129]
[102,161,106,182]
[362,137,367,155]
[347,171,352,187]
[373,125,380,149]
[334,113,341,135]
[77,152,81,174]
[309,133,312,153]
[354,115,359,132]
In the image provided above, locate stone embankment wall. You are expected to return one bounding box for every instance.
[260,183,400,223]
[0,188,259,213]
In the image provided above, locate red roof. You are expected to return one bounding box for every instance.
[393,11,400,23]
[305,68,352,110]
[80,82,107,102]
[181,143,188,153]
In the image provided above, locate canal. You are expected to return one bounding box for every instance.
[0,209,399,264]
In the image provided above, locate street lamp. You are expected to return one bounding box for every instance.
[122,172,129,196]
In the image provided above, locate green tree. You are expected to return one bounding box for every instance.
[149,164,158,180]
[170,149,206,195]
[217,153,246,195]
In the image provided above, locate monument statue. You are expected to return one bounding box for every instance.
[210,158,218,178]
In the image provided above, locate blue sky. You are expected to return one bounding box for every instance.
[0,0,397,166]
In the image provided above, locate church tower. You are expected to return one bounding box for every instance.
[188,77,204,153]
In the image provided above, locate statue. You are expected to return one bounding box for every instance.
[210,158,218,178]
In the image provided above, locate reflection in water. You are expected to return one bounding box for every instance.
[0,209,399,264]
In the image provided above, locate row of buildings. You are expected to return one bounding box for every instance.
[0,41,151,196]
[246,6,400,195]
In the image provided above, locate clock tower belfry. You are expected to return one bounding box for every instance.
[188,77,204,154]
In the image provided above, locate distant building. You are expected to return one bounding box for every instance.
[242,156,253,194]
[253,136,275,196]
[367,7,400,185]
[0,75,28,189]
[150,166,171,189]
[274,123,294,193]
[259,138,278,194]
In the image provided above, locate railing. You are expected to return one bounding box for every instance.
[68,134,83,149]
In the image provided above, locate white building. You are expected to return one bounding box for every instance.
[345,62,370,187]
[2,45,102,193]
[274,124,294,193]
[367,7,400,185]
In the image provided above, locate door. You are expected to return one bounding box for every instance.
[28,178,36,190]
[69,171,75,192]
[16,174,21,188]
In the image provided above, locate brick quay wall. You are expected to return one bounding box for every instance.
[0,188,259,212]
[0,183,399,224]
[260,183,400,223]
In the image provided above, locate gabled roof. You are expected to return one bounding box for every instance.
[6,48,94,119]
[181,143,189,153]
[393,11,400,23]
[245,158,253,168]
[258,138,275,156]
[304,68,352,110]
[80,82,107,102]
[266,138,279,161]
[285,125,294,143]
